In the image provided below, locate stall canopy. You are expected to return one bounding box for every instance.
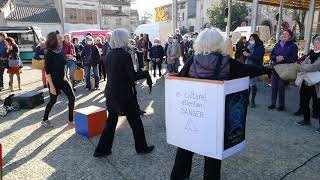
[241,0,320,10]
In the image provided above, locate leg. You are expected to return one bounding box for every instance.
[203,157,222,180]
[61,81,75,122]
[41,69,47,87]
[124,98,148,152]
[0,61,4,89]
[69,61,77,87]
[17,73,21,89]
[152,61,157,77]
[43,90,58,121]
[9,73,13,90]
[84,65,91,89]
[298,83,313,125]
[95,112,119,154]
[92,65,100,88]
[171,148,194,180]
[101,61,106,80]
[278,78,286,109]
[158,61,162,76]
[312,90,319,117]
[251,85,257,107]
[271,73,279,106]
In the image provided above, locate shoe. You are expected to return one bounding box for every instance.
[250,101,256,108]
[153,74,156,78]
[137,145,155,155]
[294,109,302,116]
[85,88,90,91]
[43,85,48,88]
[296,120,311,126]
[316,128,320,133]
[94,151,112,158]
[268,105,276,110]
[95,87,100,90]
[277,107,285,111]
[139,110,146,115]
[42,121,54,128]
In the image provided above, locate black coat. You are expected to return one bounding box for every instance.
[150,45,164,60]
[81,44,100,65]
[104,48,137,113]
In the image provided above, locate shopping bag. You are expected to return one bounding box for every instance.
[90,78,96,90]
[32,58,45,70]
[74,67,84,81]
[304,71,320,86]
[295,72,305,86]
[8,60,22,68]
[274,63,299,81]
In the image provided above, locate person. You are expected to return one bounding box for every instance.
[269,29,298,111]
[235,36,247,63]
[0,32,7,91]
[135,34,144,71]
[180,36,188,63]
[81,36,100,91]
[34,37,47,88]
[226,35,233,55]
[142,34,152,70]
[175,29,183,43]
[243,34,265,108]
[82,32,92,46]
[63,34,76,89]
[164,36,172,64]
[128,39,138,71]
[296,36,320,133]
[102,32,112,66]
[5,37,22,91]
[94,29,154,157]
[95,36,106,81]
[167,35,181,73]
[42,31,75,128]
[72,37,83,68]
[150,38,164,77]
[171,28,271,180]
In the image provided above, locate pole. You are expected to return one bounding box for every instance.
[172,0,178,34]
[226,0,232,37]
[60,0,65,34]
[275,0,284,42]
[304,0,316,54]
[251,0,259,34]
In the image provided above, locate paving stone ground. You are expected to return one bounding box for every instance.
[1,65,320,180]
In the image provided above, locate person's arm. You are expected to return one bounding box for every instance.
[160,46,164,59]
[230,59,272,79]
[300,58,320,72]
[45,53,56,95]
[71,44,76,57]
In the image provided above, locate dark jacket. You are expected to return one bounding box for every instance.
[150,45,164,60]
[34,46,45,59]
[81,44,100,65]
[74,44,83,62]
[246,43,265,66]
[235,42,246,61]
[189,53,230,80]
[270,40,298,66]
[0,41,7,59]
[104,48,138,113]
[102,41,111,58]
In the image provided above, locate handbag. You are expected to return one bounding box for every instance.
[74,67,84,81]
[304,71,320,86]
[32,58,45,70]
[8,59,22,68]
[273,63,299,81]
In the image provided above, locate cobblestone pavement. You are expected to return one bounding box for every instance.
[0,65,320,180]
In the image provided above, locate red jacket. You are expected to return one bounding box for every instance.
[63,41,75,60]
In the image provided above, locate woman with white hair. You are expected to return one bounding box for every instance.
[171,28,272,180]
[34,37,47,88]
[94,29,154,157]
[167,35,181,73]
[296,36,320,133]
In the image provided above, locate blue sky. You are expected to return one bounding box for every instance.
[131,0,172,18]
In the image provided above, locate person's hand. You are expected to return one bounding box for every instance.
[39,55,45,59]
[243,52,250,57]
[50,86,57,95]
[276,56,284,62]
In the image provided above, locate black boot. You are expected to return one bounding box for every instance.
[297,108,311,126]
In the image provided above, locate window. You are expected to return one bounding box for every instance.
[180,3,186,9]
[65,8,97,24]
[116,18,122,26]
[189,26,194,32]
[65,8,78,24]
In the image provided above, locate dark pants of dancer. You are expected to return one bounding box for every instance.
[271,73,286,108]
[171,148,222,180]
[0,61,5,88]
[300,82,320,122]
[95,99,148,154]
[136,52,144,71]
[43,81,75,122]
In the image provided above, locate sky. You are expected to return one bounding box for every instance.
[131,0,172,18]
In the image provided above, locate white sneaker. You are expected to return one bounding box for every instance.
[42,121,54,128]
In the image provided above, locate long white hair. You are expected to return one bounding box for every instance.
[110,28,130,49]
[193,28,226,55]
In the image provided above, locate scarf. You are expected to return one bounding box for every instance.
[309,50,320,64]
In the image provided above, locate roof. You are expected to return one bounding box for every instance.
[240,0,320,10]
[0,0,9,8]
[101,9,128,17]
[6,5,61,23]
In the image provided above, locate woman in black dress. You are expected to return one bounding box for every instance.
[42,31,75,128]
[94,29,154,157]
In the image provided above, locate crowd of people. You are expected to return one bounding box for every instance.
[1,23,320,179]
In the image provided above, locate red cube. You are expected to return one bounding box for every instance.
[74,106,107,138]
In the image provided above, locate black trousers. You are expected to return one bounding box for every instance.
[152,60,162,76]
[0,61,5,88]
[99,62,106,80]
[171,148,222,180]
[136,52,144,71]
[43,81,75,122]
[300,82,318,121]
[95,98,148,154]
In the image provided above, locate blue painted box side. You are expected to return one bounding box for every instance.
[75,113,89,138]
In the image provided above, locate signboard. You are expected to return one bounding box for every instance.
[165,76,249,160]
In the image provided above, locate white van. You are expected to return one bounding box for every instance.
[134,21,173,45]
[233,26,271,43]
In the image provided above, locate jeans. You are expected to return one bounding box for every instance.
[66,60,76,83]
[43,81,75,122]
[84,64,99,89]
[0,61,5,88]
[271,73,286,108]
[171,148,221,180]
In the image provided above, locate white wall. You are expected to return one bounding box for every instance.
[6,21,63,37]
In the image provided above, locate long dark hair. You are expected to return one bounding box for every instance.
[45,31,60,50]
[250,34,263,46]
